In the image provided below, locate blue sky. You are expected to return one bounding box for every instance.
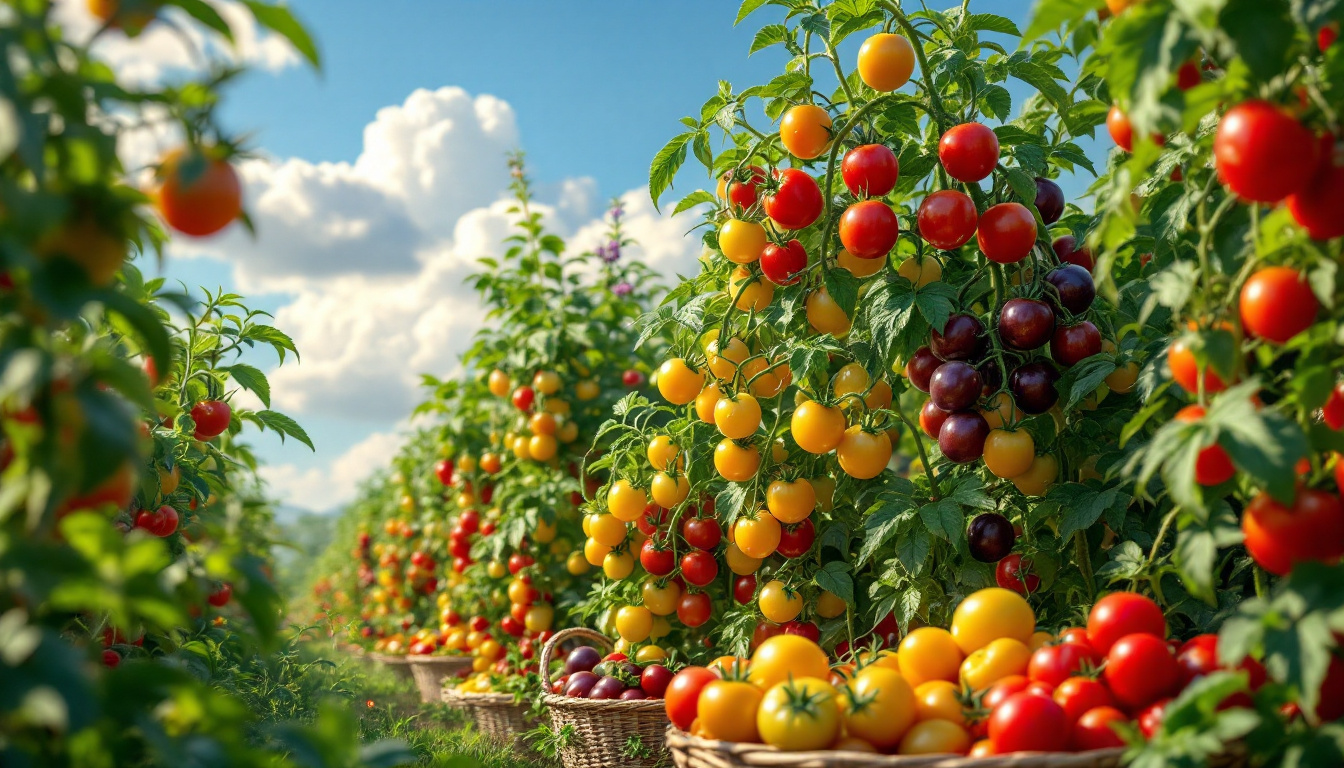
[136,0,1090,512]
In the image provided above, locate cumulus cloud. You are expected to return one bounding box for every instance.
[54,0,301,86]
[160,86,701,509]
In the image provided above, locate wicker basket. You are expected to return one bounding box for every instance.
[407,655,473,703]
[539,627,671,768]
[667,729,1248,768]
[442,688,537,746]
[368,652,415,682]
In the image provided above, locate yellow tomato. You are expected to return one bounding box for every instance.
[913,680,965,725]
[642,580,681,616]
[603,551,635,580]
[706,336,750,381]
[715,392,763,440]
[897,257,943,287]
[650,471,690,508]
[657,358,706,405]
[817,589,847,619]
[487,369,511,397]
[898,627,963,687]
[614,605,653,643]
[725,543,763,575]
[714,439,760,481]
[983,429,1035,479]
[525,604,554,633]
[608,479,649,522]
[584,537,612,567]
[1012,454,1059,496]
[589,514,628,547]
[729,265,773,312]
[843,666,917,749]
[805,287,851,337]
[635,645,667,663]
[837,426,892,479]
[720,219,769,264]
[779,105,833,160]
[734,509,782,559]
[838,247,885,277]
[758,580,802,623]
[791,400,847,454]
[765,478,815,524]
[897,719,970,755]
[1029,631,1054,651]
[749,635,830,690]
[575,379,600,401]
[566,551,590,575]
[647,435,682,471]
[857,33,915,92]
[757,677,841,751]
[949,588,1036,655]
[699,680,765,742]
[959,637,1030,691]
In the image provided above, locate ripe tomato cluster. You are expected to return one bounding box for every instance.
[549,644,674,701]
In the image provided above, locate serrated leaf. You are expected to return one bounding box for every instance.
[221,363,271,408]
[240,1,320,68]
[825,268,861,320]
[1023,0,1097,42]
[969,13,1021,36]
[814,561,854,603]
[913,282,956,337]
[736,0,771,25]
[255,410,314,451]
[649,132,694,209]
[919,498,964,543]
[672,190,715,217]
[750,24,791,55]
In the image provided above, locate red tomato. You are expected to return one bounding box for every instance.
[719,165,766,211]
[1105,634,1181,710]
[1242,488,1344,576]
[1239,267,1319,344]
[988,693,1069,753]
[995,554,1039,594]
[1319,654,1344,721]
[664,666,718,729]
[775,517,815,559]
[512,386,535,411]
[1174,405,1237,486]
[642,664,674,698]
[1136,698,1171,738]
[841,144,900,197]
[1071,706,1128,751]
[762,168,824,230]
[190,400,232,439]
[682,516,722,550]
[939,123,1000,183]
[677,591,713,627]
[1107,105,1134,152]
[1214,100,1320,203]
[207,583,233,607]
[1287,142,1344,240]
[640,539,675,576]
[917,190,978,251]
[1054,677,1115,723]
[157,148,242,237]
[102,649,121,668]
[1323,383,1344,430]
[1166,336,1231,395]
[760,239,808,286]
[1028,642,1098,687]
[135,505,179,537]
[976,203,1037,264]
[680,550,719,586]
[1087,592,1166,654]
[839,200,899,259]
[733,574,757,605]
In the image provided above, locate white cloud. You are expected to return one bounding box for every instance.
[260,430,407,512]
[150,85,702,509]
[54,0,300,86]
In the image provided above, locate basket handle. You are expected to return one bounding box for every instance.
[538,626,613,695]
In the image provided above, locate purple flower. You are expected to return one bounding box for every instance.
[601,239,621,263]
[611,281,633,296]
[609,202,624,221]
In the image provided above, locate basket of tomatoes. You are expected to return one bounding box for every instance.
[369,652,415,683]
[539,627,675,768]
[441,686,537,746]
[406,651,473,704]
[661,589,1252,768]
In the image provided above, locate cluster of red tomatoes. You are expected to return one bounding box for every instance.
[659,588,1323,756]
[550,644,674,701]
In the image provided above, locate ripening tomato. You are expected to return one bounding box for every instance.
[735,509,782,559]
[779,105,833,160]
[665,666,718,730]
[1214,100,1319,203]
[657,359,705,405]
[1166,331,1237,395]
[642,579,680,615]
[1087,592,1166,654]
[699,680,764,742]
[1239,266,1319,344]
[918,190,978,250]
[1287,146,1344,240]
[763,168,823,230]
[950,588,1036,655]
[766,478,816,524]
[983,430,1035,479]
[759,240,808,286]
[857,33,915,91]
[843,666,918,749]
[757,677,842,751]
[1107,105,1135,152]
[842,144,900,197]
[1174,405,1236,486]
[898,719,971,755]
[839,200,900,259]
[1105,634,1181,709]
[939,123,1000,183]
[836,426,892,479]
[717,164,766,211]
[977,203,1037,264]
[1242,488,1344,575]
[792,399,847,454]
[758,580,802,623]
[156,147,242,237]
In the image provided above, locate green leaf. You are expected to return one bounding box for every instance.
[919,498,964,543]
[672,190,715,216]
[1210,383,1309,504]
[1220,0,1296,81]
[968,13,1021,36]
[221,363,271,408]
[978,84,1012,120]
[240,1,321,68]
[913,281,956,337]
[825,268,861,320]
[254,410,315,451]
[895,527,931,575]
[735,0,771,25]
[750,24,791,55]
[859,498,912,566]
[814,561,854,603]
[240,323,299,364]
[1060,355,1116,411]
[1022,0,1097,42]
[649,132,694,209]
[1005,167,1039,206]
[100,290,171,387]
[173,0,234,40]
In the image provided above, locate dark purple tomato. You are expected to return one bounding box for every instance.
[565,671,600,698]
[968,512,1016,563]
[1035,177,1065,225]
[999,298,1057,351]
[931,313,987,362]
[620,688,650,700]
[1052,235,1095,271]
[1052,322,1103,367]
[621,661,644,680]
[1010,362,1061,415]
[939,411,991,463]
[641,664,674,697]
[564,646,602,675]
[588,676,628,700]
[907,346,941,393]
[930,362,983,412]
[979,359,1003,396]
[921,400,950,439]
[1046,265,1096,315]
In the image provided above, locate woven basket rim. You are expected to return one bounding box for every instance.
[442,689,527,707]
[406,655,472,667]
[539,690,668,712]
[665,728,1127,767]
